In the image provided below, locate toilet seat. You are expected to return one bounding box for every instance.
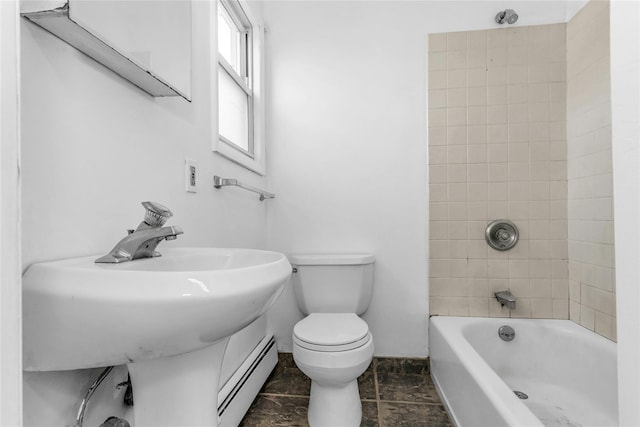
[293,313,370,352]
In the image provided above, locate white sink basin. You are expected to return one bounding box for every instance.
[22,247,291,371]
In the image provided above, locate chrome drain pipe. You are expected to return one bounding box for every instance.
[69,366,114,427]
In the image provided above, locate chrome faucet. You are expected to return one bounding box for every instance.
[95,201,183,263]
[495,290,516,310]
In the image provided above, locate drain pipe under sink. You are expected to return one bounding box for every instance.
[67,366,131,427]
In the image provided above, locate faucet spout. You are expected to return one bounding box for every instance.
[495,290,516,310]
[96,202,183,264]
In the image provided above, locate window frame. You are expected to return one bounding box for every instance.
[213,0,265,175]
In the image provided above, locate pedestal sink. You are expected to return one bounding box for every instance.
[22,247,291,426]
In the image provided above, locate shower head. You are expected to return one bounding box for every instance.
[495,9,518,25]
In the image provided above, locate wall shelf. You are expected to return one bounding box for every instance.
[22,3,190,100]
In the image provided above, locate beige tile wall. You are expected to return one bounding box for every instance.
[567,0,616,340]
[428,24,569,319]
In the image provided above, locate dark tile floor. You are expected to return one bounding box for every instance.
[239,353,454,427]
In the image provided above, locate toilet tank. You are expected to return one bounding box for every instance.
[290,254,375,315]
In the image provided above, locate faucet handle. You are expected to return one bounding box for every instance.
[142,201,173,227]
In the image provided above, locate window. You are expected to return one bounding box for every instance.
[214,0,265,174]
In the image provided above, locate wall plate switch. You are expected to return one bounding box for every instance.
[185,159,197,193]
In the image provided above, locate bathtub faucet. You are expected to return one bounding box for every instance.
[95,201,183,263]
[495,290,516,310]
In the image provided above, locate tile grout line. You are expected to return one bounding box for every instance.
[373,360,384,427]
[258,392,310,399]
[378,399,447,406]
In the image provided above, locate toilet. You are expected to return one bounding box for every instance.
[290,254,375,427]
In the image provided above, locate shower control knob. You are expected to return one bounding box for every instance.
[485,220,519,251]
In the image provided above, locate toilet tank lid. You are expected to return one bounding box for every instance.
[290,254,375,266]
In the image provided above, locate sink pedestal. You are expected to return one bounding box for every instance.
[127,339,229,427]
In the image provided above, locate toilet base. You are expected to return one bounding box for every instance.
[308,379,361,427]
[292,316,374,427]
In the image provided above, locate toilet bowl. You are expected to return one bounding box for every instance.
[293,313,374,427]
[290,253,375,427]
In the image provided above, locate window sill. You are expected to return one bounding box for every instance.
[213,138,265,175]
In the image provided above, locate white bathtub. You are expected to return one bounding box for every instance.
[430,316,618,427]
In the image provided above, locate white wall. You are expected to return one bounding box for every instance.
[263,0,576,357]
[20,1,268,425]
[263,0,429,356]
[1,1,23,425]
[610,0,640,424]
[21,2,268,268]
